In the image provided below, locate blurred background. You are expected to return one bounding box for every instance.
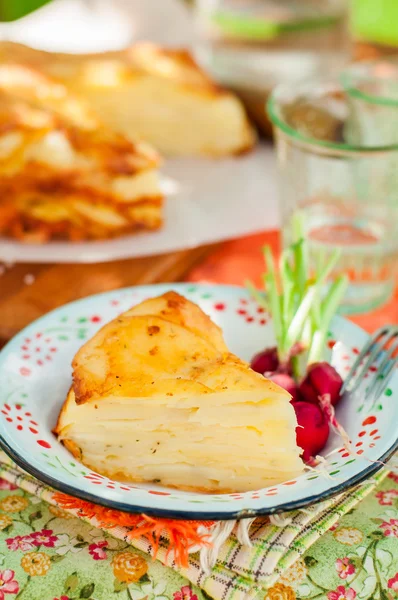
[0,0,396,330]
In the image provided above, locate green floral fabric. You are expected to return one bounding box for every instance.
[0,473,396,600]
[264,472,398,600]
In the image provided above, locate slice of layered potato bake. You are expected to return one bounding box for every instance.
[0,65,162,242]
[0,41,256,156]
[54,292,303,493]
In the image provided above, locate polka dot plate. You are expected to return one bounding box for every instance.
[0,284,396,520]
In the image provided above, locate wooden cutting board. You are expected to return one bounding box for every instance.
[0,244,217,346]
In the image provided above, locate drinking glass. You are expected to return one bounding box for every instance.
[268,77,398,314]
[341,58,398,147]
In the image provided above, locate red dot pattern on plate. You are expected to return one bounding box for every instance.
[148,490,171,496]
[352,348,360,354]
[214,303,225,311]
[358,431,366,437]
[37,440,51,448]
[91,316,101,323]
[370,429,378,436]
[20,367,31,377]
[328,340,336,349]
[357,449,364,455]
[37,440,51,449]
[19,336,59,368]
[236,299,269,326]
[2,403,41,439]
[362,416,377,426]
[341,452,350,458]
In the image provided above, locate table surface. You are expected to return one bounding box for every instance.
[0,243,218,347]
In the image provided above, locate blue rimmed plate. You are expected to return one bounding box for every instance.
[0,284,396,519]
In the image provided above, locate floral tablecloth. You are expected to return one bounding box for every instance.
[0,473,397,600]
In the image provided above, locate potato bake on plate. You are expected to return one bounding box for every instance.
[54,292,303,493]
[0,41,256,156]
[0,65,163,243]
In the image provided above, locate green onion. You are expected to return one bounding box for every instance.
[246,226,348,378]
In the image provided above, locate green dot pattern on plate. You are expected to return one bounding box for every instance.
[344,459,356,465]
[385,388,392,396]
[329,470,340,476]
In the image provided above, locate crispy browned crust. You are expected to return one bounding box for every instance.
[0,84,163,242]
[53,386,74,436]
[0,195,163,243]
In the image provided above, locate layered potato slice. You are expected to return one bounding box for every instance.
[0,67,163,242]
[54,292,303,493]
[0,41,256,156]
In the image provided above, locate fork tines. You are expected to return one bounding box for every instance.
[341,325,398,403]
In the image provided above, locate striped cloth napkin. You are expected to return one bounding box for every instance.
[0,450,389,600]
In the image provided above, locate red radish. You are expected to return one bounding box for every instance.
[299,362,343,407]
[292,401,330,462]
[250,347,279,374]
[268,373,300,403]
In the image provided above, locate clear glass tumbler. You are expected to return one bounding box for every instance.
[341,58,398,147]
[268,78,398,314]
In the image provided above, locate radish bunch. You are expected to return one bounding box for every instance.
[251,350,343,461]
[247,217,348,463]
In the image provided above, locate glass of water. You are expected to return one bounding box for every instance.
[268,77,398,314]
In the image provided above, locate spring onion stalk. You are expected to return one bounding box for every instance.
[247,221,348,377]
[307,275,348,365]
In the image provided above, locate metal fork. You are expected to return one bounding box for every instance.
[340,325,398,403]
